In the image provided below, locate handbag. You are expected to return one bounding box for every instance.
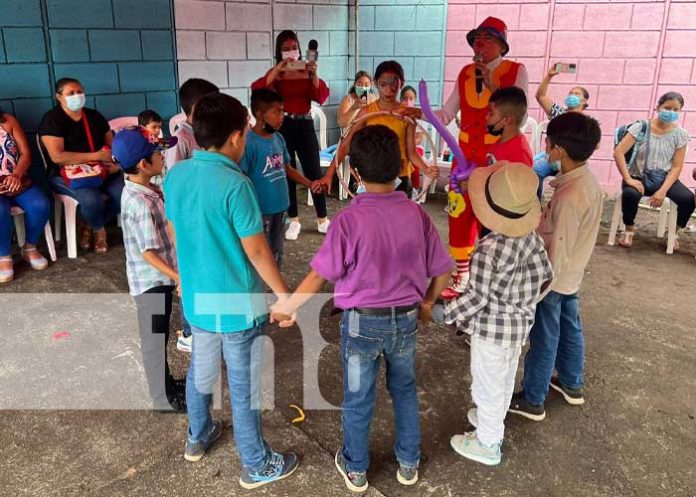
[60,112,108,190]
[639,123,669,192]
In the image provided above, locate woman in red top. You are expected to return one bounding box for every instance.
[251,30,330,241]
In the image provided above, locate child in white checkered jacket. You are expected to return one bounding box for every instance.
[443,161,553,466]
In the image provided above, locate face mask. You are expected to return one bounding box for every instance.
[565,94,582,109]
[281,50,300,61]
[356,183,366,195]
[487,118,505,137]
[65,93,86,112]
[355,86,370,98]
[658,110,679,123]
[262,120,276,134]
[546,152,562,172]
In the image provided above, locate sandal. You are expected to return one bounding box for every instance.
[94,228,108,254]
[21,247,48,270]
[618,231,635,248]
[0,256,13,284]
[80,223,92,251]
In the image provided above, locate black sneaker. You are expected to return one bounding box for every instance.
[550,377,585,405]
[184,420,223,462]
[396,465,418,486]
[508,392,546,421]
[335,450,368,493]
[239,451,299,489]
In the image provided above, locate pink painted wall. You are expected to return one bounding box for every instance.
[444,0,696,191]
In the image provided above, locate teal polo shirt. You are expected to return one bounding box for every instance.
[164,150,267,332]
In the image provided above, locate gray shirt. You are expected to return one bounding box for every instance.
[628,122,690,176]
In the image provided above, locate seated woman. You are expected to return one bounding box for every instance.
[613,91,695,249]
[337,71,377,129]
[534,64,590,197]
[0,110,51,283]
[400,85,426,194]
[39,77,123,254]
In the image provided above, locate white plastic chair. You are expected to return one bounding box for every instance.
[169,112,187,136]
[522,116,539,152]
[10,206,57,262]
[532,120,549,156]
[37,135,81,258]
[108,116,138,132]
[607,193,678,254]
[307,104,341,206]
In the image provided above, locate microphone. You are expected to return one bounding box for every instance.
[474,54,483,94]
[307,39,318,78]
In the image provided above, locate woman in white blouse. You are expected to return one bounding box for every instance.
[614,91,695,249]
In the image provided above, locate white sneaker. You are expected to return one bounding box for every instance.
[467,407,478,428]
[317,219,330,234]
[177,335,192,353]
[285,221,301,241]
[450,432,501,466]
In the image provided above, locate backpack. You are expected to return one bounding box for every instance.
[614,120,648,167]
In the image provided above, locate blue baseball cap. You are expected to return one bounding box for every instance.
[112,126,177,170]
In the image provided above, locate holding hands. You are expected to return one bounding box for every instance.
[0,174,22,194]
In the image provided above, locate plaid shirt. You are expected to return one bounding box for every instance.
[121,179,177,296]
[445,232,554,348]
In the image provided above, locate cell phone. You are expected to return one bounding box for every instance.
[286,60,307,71]
[555,63,577,74]
[306,50,319,63]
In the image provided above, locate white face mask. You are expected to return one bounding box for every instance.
[281,50,300,61]
[65,93,86,112]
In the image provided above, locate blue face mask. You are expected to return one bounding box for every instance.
[658,109,679,123]
[546,153,562,172]
[356,183,366,194]
[65,93,86,112]
[565,94,582,109]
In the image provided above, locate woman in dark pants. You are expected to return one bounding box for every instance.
[614,91,694,250]
[251,30,330,241]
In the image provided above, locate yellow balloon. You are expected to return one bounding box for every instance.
[447,190,467,218]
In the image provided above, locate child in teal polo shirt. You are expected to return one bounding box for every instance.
[163,93,299,490]
[240,89,319,268]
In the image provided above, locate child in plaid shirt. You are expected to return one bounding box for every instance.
[444,162,553,466]
[113,126,185,413]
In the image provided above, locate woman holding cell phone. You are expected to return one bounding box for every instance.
[251,30,330,241]
[533,63,591,197]
[536,63,588,120]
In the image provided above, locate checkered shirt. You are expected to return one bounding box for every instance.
[121,180,177,296]
[445,231,554,348]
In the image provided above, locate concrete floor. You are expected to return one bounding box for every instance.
[1,191,695,497]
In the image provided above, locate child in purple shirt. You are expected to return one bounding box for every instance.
[272,125,452,492]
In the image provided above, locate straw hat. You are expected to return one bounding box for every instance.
[468,161,541,237]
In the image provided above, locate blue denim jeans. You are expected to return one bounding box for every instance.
[262,212,286,269]
[50,173,124,230]
[186,323,271,470]
[340,308,420,473]
[521,291,584,406]
[0,185,51,255]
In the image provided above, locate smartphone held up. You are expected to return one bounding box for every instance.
[555,62,577,74]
